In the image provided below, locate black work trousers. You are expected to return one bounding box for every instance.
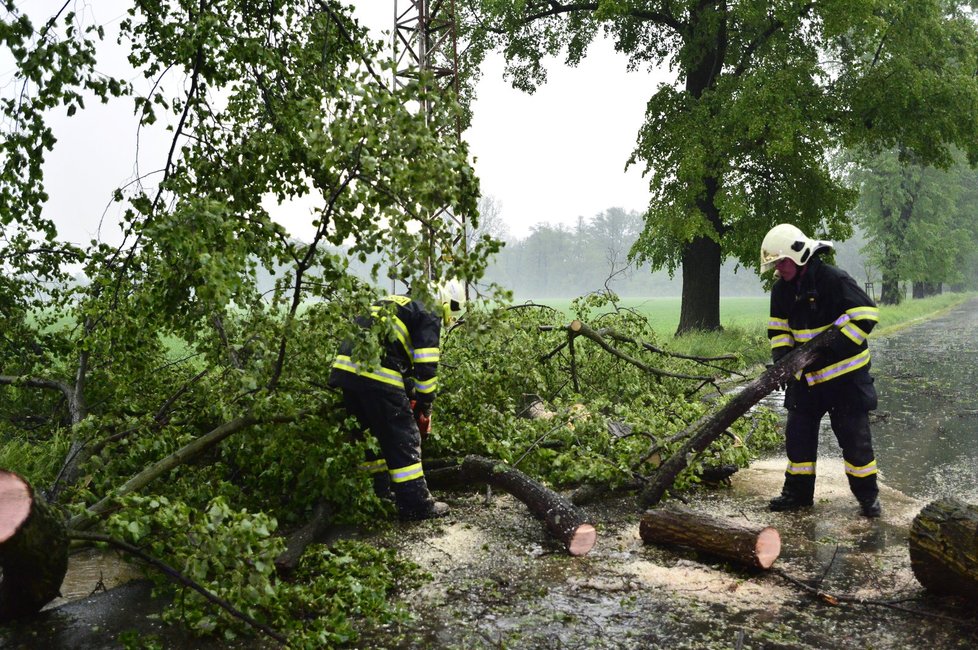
[341,385,434,514]
[783,405,879,503]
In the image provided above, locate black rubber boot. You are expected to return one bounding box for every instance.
[848,472,880,518]
[858,497,882,518]
[769,474,815,512]
[372,472,395,502]
[393,478,449,521]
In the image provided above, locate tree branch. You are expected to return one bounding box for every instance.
[67,531,288,645]
[68,411,307,530]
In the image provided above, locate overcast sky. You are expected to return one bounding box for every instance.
[22,1,668,245]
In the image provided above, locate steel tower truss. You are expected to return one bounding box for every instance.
[393,0,466,282]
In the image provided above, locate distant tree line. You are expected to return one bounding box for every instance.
[477,208,766,300]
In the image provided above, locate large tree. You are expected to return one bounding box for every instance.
[852,148,978,303]
[460,0,978,332]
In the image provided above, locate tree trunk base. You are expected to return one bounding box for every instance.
[0,470,69,620]
[909,498,978,599]
[640,504,781,570]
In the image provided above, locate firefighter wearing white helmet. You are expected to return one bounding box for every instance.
[760,223,834,276]
[437,279,466,325]
[328,281,464,521]
[761,223,883,518]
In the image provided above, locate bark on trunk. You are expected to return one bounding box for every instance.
[640,504,781,570]
[434,455,596,556]
[0,470,69,620]
[638,326,843,507]
[909,498,978,600]
[274,501,335,576]
[678,235,722,334]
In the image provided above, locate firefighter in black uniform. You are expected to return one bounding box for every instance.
[760,224,882,518]
[329,280,465,521]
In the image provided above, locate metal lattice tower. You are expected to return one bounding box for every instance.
[393,0,467,286]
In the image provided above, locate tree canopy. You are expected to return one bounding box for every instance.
[460,0,978,331]
[851,147,978,303]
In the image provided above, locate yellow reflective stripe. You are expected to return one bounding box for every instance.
[805,349,871,386]
[413,347,440,363]
[360,459,388,474]
[389,462,424,483]
[332,355,405,389]
[770,334,794,349]
[845,459,878,477]
[414,377,437,394]
[786,460,816,475]
[370,307,414,358]
[768,318,790,331]
[846,306,879,322]
[840,320,869,345]
[791,324,831,342]
[384,294,412,306]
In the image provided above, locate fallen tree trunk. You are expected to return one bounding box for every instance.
[274,501,335,576]
[909,498,978,600]
[639,327,844,507]
[435,455,597,556]
[0,470,69,621]
[640,504,781,570]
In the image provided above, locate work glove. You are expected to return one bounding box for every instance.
[410,400,432,439]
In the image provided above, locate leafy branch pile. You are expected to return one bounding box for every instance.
[434,292,781,494]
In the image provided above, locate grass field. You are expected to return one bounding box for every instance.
[529,296,770,334]
[522,292,975,364]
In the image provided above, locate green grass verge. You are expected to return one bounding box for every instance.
[531,292,976,366]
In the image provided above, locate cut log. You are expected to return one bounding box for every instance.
[909,497,978,599]
[640,504,781,570]
[0,470,69,620]
[639,326,844,507]
[452,455,596,556]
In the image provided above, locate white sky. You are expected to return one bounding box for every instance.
[22,1,667,244]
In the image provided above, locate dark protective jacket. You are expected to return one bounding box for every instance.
[767,256,880,412]
[329,294,442,407]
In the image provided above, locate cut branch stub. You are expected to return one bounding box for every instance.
[640,504,781,570]
[457,455,596,556]
[0,470,69,621]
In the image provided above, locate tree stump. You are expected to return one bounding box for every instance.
[640,504,781,570]
[455,455,597,556]
[0,470,69,620]
[909,497,978,599]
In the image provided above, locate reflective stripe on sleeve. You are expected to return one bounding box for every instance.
[769,317,790,331]
[389,462,424,483]
[414,376,437,395]
[770,334,794,349]
[840,320,870,345]
[413,347,440,363]
[786,460,816,476]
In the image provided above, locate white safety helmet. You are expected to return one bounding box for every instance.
[760,223,833,273]
[437,279,466,324]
